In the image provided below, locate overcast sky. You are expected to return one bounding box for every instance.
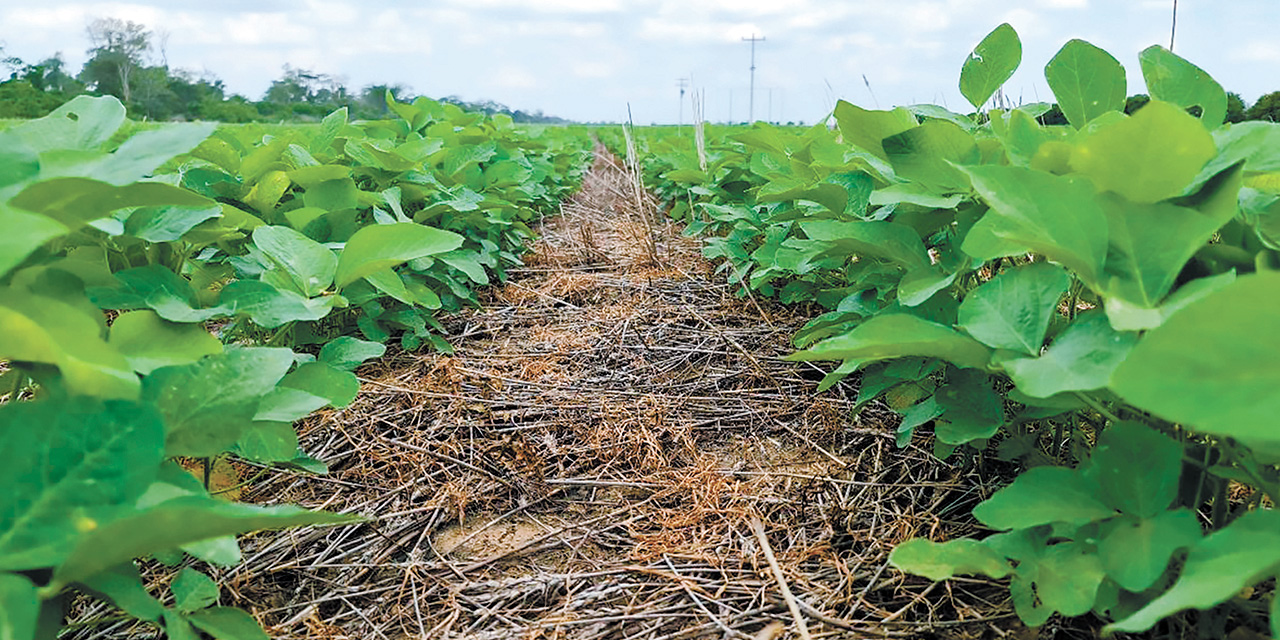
[2,1,1277,124]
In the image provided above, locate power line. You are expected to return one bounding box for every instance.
[742,33,765,122]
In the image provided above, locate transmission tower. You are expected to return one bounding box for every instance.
[742,33,765,122]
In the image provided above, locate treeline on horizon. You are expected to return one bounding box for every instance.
[4,17,1280,126]
[0,17,574,124]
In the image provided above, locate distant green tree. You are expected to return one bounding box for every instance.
[1226,92,1247,123]
[20,55,83,94]
[0,79,67,117]
[1245,91,1280,122]
[1,44,24,78]
[197,94,260,122]
[265,65,348,107]
[265,67,310,104]
[80,18,151,103]
[357,83,411,117]
[1124,94,1150,114]
[1036,104,1067,126]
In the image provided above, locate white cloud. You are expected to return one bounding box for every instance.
[572,61,615,78]
[1230,42,1280,63]
[1039,0,1088,8]
[492,66,538,89]
[443,0,623,13]
[638,18,764,42]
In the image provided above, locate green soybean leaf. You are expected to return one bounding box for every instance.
[1071,100,1216,204]
[1196,122,1280,187]
[302,177,359,211]
[311,107,347,157]
[0,573,38,640]
[287,165,352,189]
[217,280,337,328]
[958,262,1070,355]
[51,497,361,588]
[1012,542,1106,625]
[897,267,960,307]
[973,466,1114,530]
[1101,167,1240,312]
[802,220,931,269]
[252,226,337,297]
[260,361,361,418]
[1098,510,1201,592]
[109,310,223,374]
[1139,45,1227,129]
[883,121,978,193]
[1088,422,1184,517]
[233,422,300,464]
[318,337,386,371]
[0,206,67,279]
[362,268,416,306]
[11,178,215,230]
[163,610,200,640]
[0,398,164,571]
[869,184,964,209]
[788,314,992,369]
[335,223,464,287]
[1110,273,1280,443]
[12,95,125,151]
[934,369,1005,445]
[183,535,243,568]
[815,359,866,394]
[0,288,140,399]
[0,130,39,189]
[889,538,1012,581]
[77,563,164,622]
[171,567,219,614]
[1044,39,1127,129]
[826,171,874,216]
[961,165,1108,287]
[144,348,295,458]
[243,170,290,214]
[239,138,289,184]
[1002,312,1137,398]
[1106,510,1280,634]
[186,607,270,640]
[832,100,919,162]
[907,103,978,131]
[253,389,328,424]
[1106,269,1236,332]
[124,205,224,243]
[960,23,1022,110]
[897,395,943,445]
[89,124,215,185]
[440,250,491,285]
[89,265,219,324]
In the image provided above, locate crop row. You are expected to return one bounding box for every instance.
[0,94,592,638]
[623,24,1280,636]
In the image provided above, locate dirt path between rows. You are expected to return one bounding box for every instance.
[160,148,1021,639]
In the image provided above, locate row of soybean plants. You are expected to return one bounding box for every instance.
[624,24,1280,637]
[0,93,591,639]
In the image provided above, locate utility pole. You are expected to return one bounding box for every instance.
[677,77,689,133]
[742,33,765,122]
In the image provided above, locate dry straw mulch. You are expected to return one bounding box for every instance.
[73,146,1048,640]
